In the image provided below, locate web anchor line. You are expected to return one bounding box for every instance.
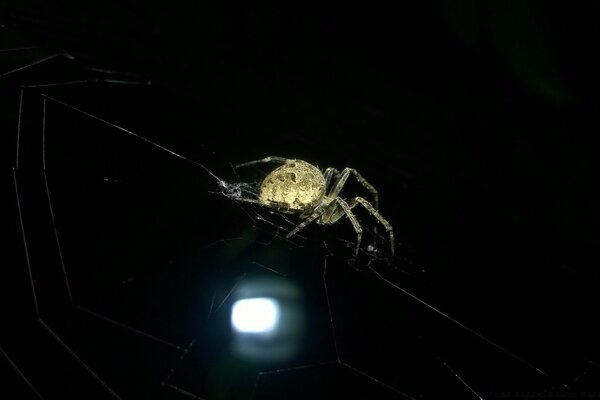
[13,169,122,399]
[41,94,225,184]
[368,265,548,377]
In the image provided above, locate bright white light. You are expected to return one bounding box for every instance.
[231,298,280,334]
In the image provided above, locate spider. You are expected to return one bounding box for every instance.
[231,156,394,258]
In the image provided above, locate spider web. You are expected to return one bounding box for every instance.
[3,24,600,400]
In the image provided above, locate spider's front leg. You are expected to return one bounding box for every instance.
[334,198,364,260]
[319,198,364,260]
[329,168,379,210]
[322,167,340,190]
[325,196,395,257]
[347,197,394,256]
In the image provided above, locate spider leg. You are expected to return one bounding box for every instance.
[348,197,394,256]
[226,197,264,206]
[315,197,364,259]
[234,156,291,169]
[285,206,327,239]
[332,197,363,259]
[328,168,379,210]
[322,167,340,190]
[229,196,298,214]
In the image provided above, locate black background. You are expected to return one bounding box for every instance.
[2,1,600,399]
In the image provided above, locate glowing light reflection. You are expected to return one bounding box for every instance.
[231,298,280,334]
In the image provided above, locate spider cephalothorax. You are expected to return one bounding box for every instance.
[233,156,394,257]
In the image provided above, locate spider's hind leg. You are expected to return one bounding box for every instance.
[234,156,290,169]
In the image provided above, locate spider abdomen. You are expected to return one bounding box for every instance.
[258,160,325,212]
